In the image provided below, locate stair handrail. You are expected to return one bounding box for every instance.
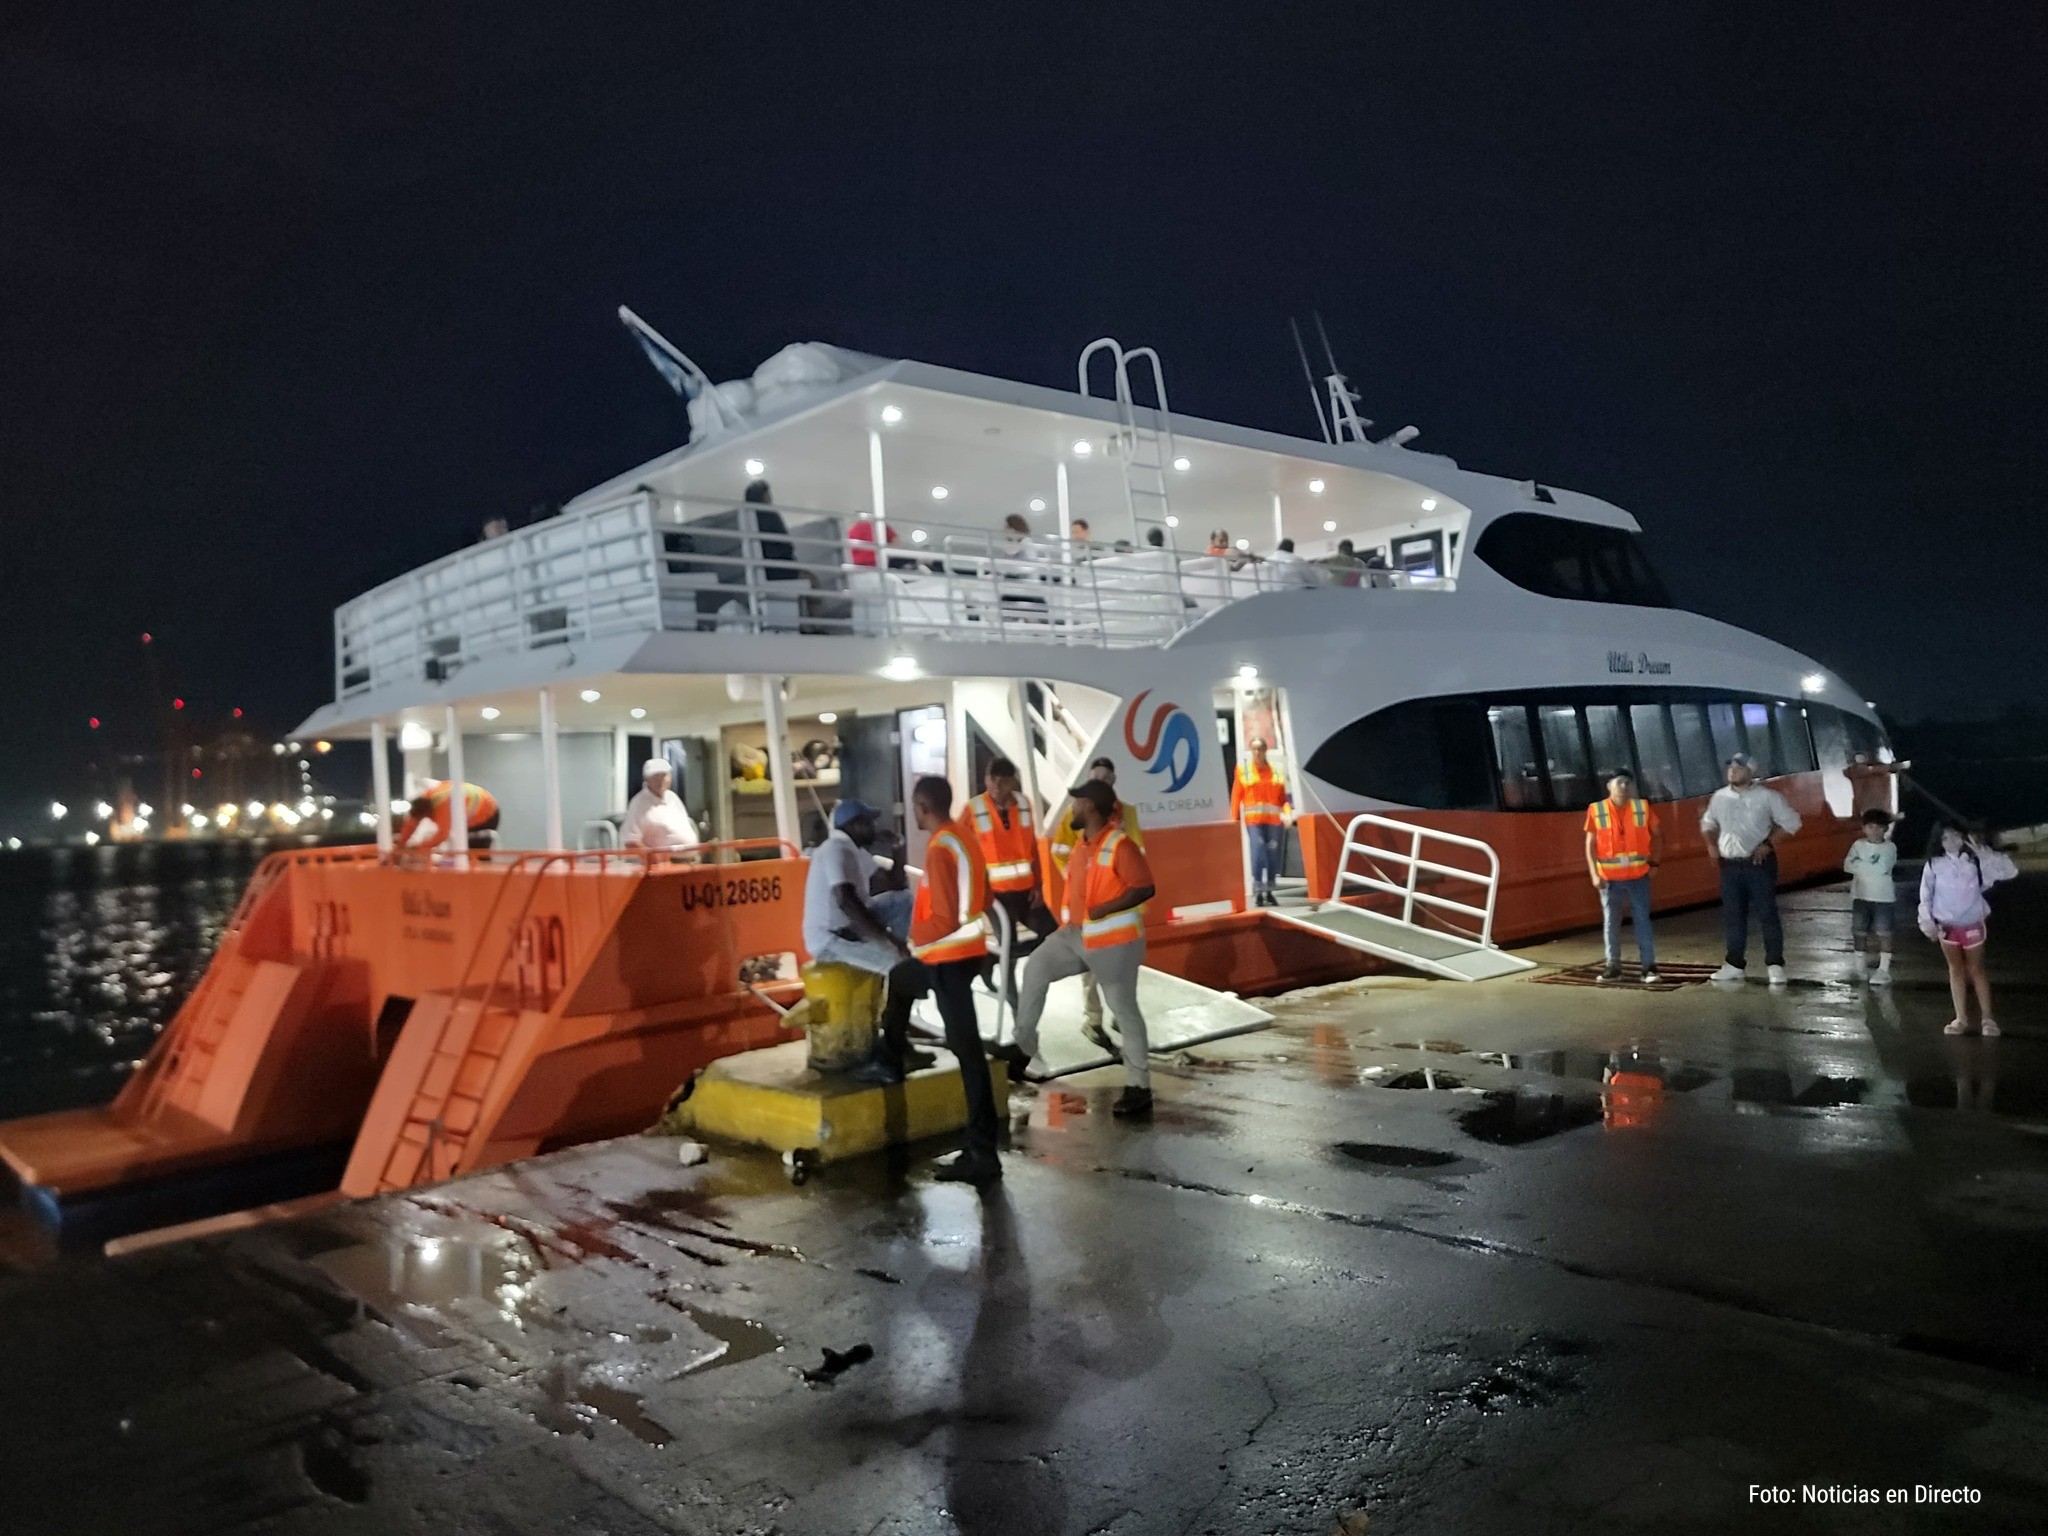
[1332,814,1504,948]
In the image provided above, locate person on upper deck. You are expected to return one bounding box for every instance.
[1845,750,1910,828]
[1232,737,1291,907]
[621,759,700,860]
[396,780,500,851]
[845,514,901,569]
[1700,752,1802,987]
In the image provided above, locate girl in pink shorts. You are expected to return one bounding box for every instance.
[1919,823,2018,1037]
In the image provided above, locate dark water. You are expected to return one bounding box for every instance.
[0,843,271,1121]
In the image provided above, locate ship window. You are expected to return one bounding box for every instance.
[1391,531,1444,578]
[1809,704,1851,772]
[1707,702,1746,768]
[1473,512,1672,607]
[1303,699,1495,810]
[1670,704,1721,796]
[1538,704,1595,806]
[1774,705,1817,773]
[1740,702,1776,776]
[1630,705,1686,801]
[1843,710,1885,760]
[1488,705,1542,809]
[1585,705,1635,784]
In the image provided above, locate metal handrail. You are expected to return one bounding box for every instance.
[1332,813,1505,948]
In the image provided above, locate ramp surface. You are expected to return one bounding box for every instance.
[957,966,1273,1079]
[1270,905,1536,982]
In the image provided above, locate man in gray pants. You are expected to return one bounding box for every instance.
[1006,780,1158,1119]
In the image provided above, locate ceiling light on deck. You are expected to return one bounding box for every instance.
[579,689,602,703]
[1235,538,1249,551]
[930,486,948,500]
[1323,520,1337,532]
[630,707,647,720]
[883,655,920,681]
[744,458,765,476]
[880,404,903,425]
[1308,478,1325,494]
[1165,515,1179,528]
[1421,498,1438,511]
[1173,456,1191,472]
[1072,440,1093,458]
[1800,673,1826,695]
[480,706,500,721]
[817,711,838,724]
[910,528,928,543]
[1029,498,1046,513]
[1237,665,1260,681]
[398,722,433,752]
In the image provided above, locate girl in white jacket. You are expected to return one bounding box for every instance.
[1919,823,2019,1037]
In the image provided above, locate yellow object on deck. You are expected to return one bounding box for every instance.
[799,961,886,1072]
[671,1040,1009,1164]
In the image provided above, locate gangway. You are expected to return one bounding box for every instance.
[1269,815,1537,982]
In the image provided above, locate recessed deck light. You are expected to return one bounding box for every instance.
[1238,665,1259,681]
[1235,538,1250,551]
[1421,498,1438,511]
[1323,520,1337,532]
[818,711,838,724]
[911,528,929,543]
[1800,674,1826,694]
[1165,515,1179,528]
[1029,498,1046,513]
[580,689,602,703]
[883,655,920,681]
[1173,456,1191,472]
[930,486,948,500]
[1072,440,1093,457]
[1308,478,1325,494]
[745,458,765,476]
[480,706,501,720]
[881,404,903,424]
[630,707,647,720]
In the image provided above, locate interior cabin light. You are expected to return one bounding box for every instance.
[1072,440,1093,457]
[1165,515,1179,528]
[744,458,765,476]
[1173,456,1191,472]
[818,711,838,724]
[880,404,903,424]
[1029,498,1046,513]
[883,655,920,681]
[910,528,929,543]
[480,707,501,721]
[1323,520,1337,532]
[930,486,948,500]
[1800,674,1826,694]
[579,689,602,703]
[1421,498,1438,511]
[1237,665,1260,681]
[1235,538,1249,550]
[1308,478,1325,494]
[630,707,647,720]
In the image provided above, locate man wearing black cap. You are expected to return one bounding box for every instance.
[1699,752,1802,987]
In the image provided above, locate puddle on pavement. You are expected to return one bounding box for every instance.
[313,1229,539,1312]
[1335,1142,1461,1170]
[657,1299,783,1375]
[534,1361,672,1446]
[1434,1336,1591,1416]
[1458,1090,1604,1146]
[1373,1067,1470,1091]
[1730,1069,1869,1108]
[1907,1073,2048,1117]
[1384,1040,1471,1055]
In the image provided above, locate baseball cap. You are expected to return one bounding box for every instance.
[1726,752,1755,768]
[832,798,880,829]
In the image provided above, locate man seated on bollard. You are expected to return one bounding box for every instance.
[800,798,926,1084]
[1046,756,1144,1056]
[1004,779,1159,1120]
[907,775,1004,1186]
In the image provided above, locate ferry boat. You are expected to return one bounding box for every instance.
[0,332,1895,1230]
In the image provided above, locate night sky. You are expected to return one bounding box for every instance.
[4,4,2044,832]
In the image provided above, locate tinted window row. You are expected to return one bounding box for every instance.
[1305,689,1886,812]
[1472,512,1673,607]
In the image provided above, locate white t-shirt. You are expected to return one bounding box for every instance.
[621,787,698,850]
[1843,838,1898,904]
[802,829,875,958]
[1700,783,1801,859]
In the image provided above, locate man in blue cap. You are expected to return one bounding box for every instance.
[802,798,925,1082]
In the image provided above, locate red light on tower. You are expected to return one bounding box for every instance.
[172,698,185,710]
[140,632,153,645]
[89,717,101,729]
[191,768,202,779]
[232,707,243,719]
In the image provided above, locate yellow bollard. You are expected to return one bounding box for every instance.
[799,963,884,1073]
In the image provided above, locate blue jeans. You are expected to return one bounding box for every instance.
[1247,823,1286,894]
[1601,876,1655,968]
[1719,854,1784,969]
[811,888,915,976]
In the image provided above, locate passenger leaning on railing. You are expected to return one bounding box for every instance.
[622,759,701,863]
[395,780,499,852]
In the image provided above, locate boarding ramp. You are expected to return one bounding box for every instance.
[1270,815,1536,982]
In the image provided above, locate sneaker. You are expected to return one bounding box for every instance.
[1767,965,1789,988]
[931,1151,1003,1186]
[1023,1056,1056,1083]
[1981,1019,2001,1038]
[1081,1019,1123,1061]
[1943,1018,1969,1036]
[1641,969,1663,986]
[1110,1087,1154,1119]
[1598,964,1623,984]
[1710,963,1746,983]
[1869,968,1891,987]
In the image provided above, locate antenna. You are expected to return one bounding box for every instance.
[1290,318,1333,444]
[1310,312,1372,444]
[1313,311,1340,377]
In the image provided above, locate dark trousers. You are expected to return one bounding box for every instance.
[930,957,999,1159]
[1719,854,1785,968]
[879,957,927,1059]
[986,889,1056,1004]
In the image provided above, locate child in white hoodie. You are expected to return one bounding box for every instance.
[1918,822,2019,1037]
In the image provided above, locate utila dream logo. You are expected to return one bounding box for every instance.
[1123,691,1201,795]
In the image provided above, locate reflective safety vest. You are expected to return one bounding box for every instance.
[967,792,1038,893]
[1068,825,1152,949]
[1232,762,1288,826]
[911,821,990,964]
[1046,800,1142,906]
[404,781,498,847]
[1587,796,1653,878]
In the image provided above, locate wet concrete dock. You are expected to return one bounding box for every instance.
[7,872,2048,1533]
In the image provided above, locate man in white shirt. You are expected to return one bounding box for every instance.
[621,759,700,859]
[801,799,921,1084]
[1698,752,1802,986]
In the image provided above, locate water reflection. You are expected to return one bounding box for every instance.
[0,843,266,1119]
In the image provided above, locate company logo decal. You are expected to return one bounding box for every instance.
[1123,690,1202,795]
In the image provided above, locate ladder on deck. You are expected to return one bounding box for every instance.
[1268,814,1537,982]
[1079,339,1178,550]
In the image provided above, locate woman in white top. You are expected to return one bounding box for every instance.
[622,759,701,861]
[1919,821,2018,1037]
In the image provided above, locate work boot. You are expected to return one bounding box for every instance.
[1111,1086,1153,1119]
[931,1151,1002,1186]
[1081,1018,1122,1061]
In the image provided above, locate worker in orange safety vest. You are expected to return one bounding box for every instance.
[1045,755,1143,1048]
[908,775,1003,1185]
[965,755,1055,1002]
[395,780,500,851]
[1230,737,1291,906]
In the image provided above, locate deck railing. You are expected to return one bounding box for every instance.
[336,490,1452,700]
